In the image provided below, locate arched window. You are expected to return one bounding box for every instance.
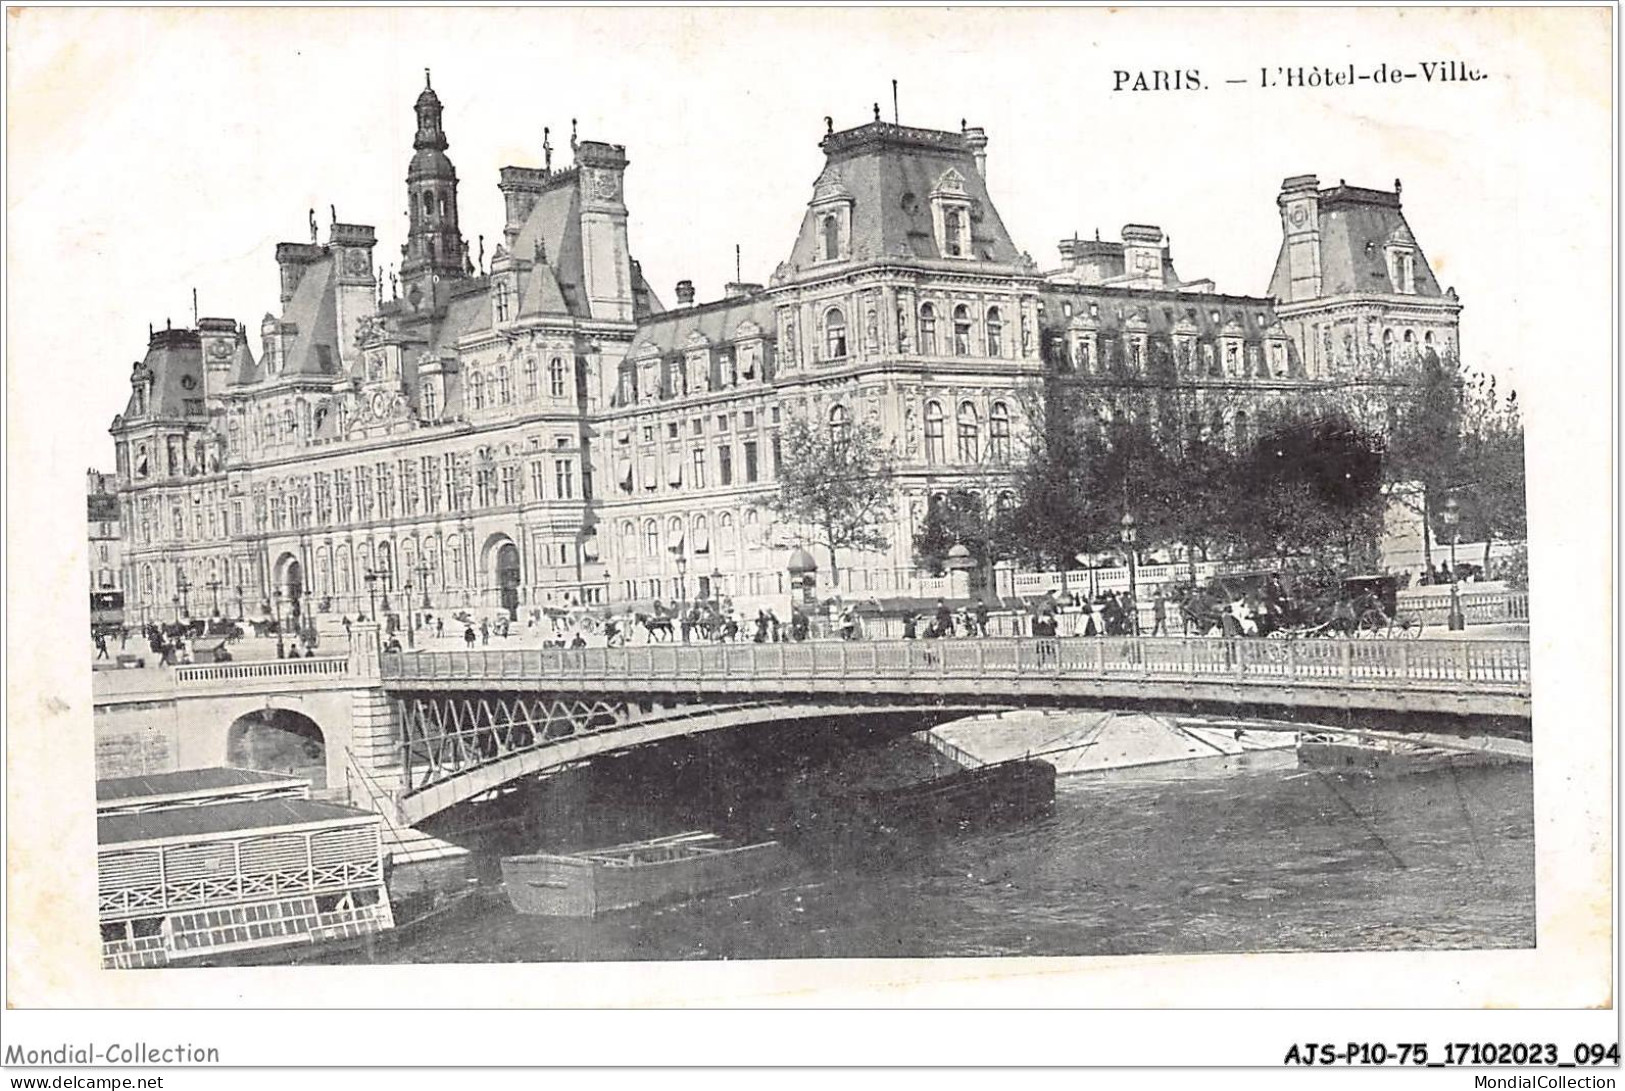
[824,307,847,360]
[667,516,685,556]
[692,515,710,555]
[989,401,1011,462]
[918,304,938,355]
[283,408,296,438]
[744,508,762,550]
[952,305,972,355]
[1210,409,1227,446]
[422,192,435,217]
[957,401,981,462]
[524,358,539,399]
[822,215,840,261]
[985,307,1003,357]
[944,209,964,257]
[549,357,567,398]
[1382,328,1394,365]
[924,400,946,463]
[621,520,636,560]
[471,371,485,410]
[1403,329,1416,360]
[718,512,737,553]
[828,404,850,449]
[643,518,660,558]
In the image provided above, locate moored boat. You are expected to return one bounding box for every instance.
[501,831,787,917]
[1296,732,1524,776]
[803,757,1057,835]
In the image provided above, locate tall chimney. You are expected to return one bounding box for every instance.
[675,279,695,308]
[962,126,988,180]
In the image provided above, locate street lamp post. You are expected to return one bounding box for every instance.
[206,579,222,617]
[363,569,380,623]
[1120,511,1139,635]
[673,550,688,639]
[403,582,415,648]
[176,573,190,619]
[272,589,286,659]
[415,563,432,610]
[1442,495,1464,631]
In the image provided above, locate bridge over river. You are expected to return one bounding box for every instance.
[92,630,1531,831]
[379,636,1530,824]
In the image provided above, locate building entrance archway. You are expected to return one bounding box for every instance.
[496,542,522,619]
[272,553,305,619]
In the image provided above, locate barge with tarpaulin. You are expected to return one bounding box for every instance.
[502,831,787,917]
[96,767,394,967]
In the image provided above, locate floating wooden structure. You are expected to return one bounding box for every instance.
[844,757,1057,830]
[1296,732,1525,776]
[97,768,393,968]
[501,831,787,917]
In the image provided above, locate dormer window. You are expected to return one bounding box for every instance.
[929,168,973,260]
[1386,245,1417,294]
[822,215,841,261]
[809,172,854,264]
[494,281,512,322]
[824,307,848,360]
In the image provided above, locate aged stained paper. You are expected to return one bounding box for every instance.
[2,5,1612,1044]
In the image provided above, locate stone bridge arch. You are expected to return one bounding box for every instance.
[226,708,327,789]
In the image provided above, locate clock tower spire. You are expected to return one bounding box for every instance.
[399,69,466,312]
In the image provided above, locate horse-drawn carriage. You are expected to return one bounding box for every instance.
[1173,570,1421,639]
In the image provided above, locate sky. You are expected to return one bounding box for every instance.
[5,7,1610,475]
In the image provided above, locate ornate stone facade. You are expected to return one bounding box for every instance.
[109,81,1460,625]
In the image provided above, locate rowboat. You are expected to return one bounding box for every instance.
[501,831,787,917]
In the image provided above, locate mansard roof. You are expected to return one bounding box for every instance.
[279,257,343,379]
[123,328,202,420]
[1038,285,1285,341]
[227,334,261,387]
[1268,182,1447,300]
[779,121,1024,276]
[627,294,777,358]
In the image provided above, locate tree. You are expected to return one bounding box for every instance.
[1229,412,1388,569]
[913,489,994,575]
[762,414,897,590]
[1447,378,1526,570]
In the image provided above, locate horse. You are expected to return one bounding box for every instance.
[636,612,675,643]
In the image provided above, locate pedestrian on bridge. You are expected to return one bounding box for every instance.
[1152,589,1168,636]
[94,632,110,659]
[934,599,953,638]
[464,624,476,648]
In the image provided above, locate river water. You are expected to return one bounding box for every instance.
[355,728,1534,963]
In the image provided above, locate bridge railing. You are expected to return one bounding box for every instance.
[173,655,352,686]
[381,636,1529,690]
